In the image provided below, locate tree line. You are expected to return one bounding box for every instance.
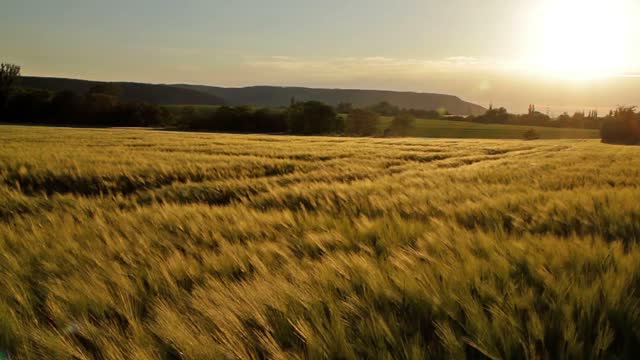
[469,104,606,129]
[0,66,169,127]
[471,104,640,144]
[336,101,447,119]
[183,101,414,136]
[1,62,638,143]
[0,63,414,136]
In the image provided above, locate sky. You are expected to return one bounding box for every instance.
[2,0,639,114]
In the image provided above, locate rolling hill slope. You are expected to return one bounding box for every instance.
[176,85,486,115]
[19,76,228,106]
[19,76,486,115]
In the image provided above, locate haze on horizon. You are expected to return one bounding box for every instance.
[2,0,639,114]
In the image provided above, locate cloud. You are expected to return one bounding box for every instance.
[245,55,491,79]
[445,56,479,65]
[270,55,298,61]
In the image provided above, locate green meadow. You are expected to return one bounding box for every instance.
[377,117,600,139]
[160,106,601,139]
[0,125,638,359]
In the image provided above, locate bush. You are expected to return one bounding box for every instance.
[523,129,540,140]
[601,107,640,145]
[601,120,640,145]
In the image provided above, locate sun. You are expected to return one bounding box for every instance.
[527,0,633,79]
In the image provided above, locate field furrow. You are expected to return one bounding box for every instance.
[1,125,639,359]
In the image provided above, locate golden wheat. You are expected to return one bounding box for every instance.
[1,125,639,359]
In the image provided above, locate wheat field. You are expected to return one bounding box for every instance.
[1,125,639,359]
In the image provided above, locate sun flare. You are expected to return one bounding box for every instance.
[527,0,633,79]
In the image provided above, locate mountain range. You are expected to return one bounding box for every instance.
[20,76,486,115]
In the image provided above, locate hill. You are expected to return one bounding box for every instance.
[18,76,485,115]
[176,84,487,115]
[19,76,228,106]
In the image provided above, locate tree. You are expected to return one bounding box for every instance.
[287,101,342,134]
[111,102,168,127]
[556,112,571,125]
[571,111,586,128]
[473,106,510,124]
[345,108,379,136]
[83,93,118,120]
[514,105,551,126]
[210,106,252,132]
[388,112,415,136]
[601,107,640,145]
[253,108,288,133]
[0,63,21,113]
[50,90,81,123]
[584,110,602,129]
[369,101,399,116]
[6,89,51,122]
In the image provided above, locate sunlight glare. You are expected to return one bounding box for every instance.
[527,0,633,79]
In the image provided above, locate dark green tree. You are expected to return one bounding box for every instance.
[369,101,399,116]
[388,112,415,136]
[345,108,379,136]
[0,63,21,113]
[473,106,511,124]
[50,90,81,123]
[287,101,342,134]
[6,89,51,122]
[601,107,640,145]
[557,112,571,123]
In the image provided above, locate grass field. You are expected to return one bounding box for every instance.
[1,125,639,359]
[162,107,600,140]
[377,117,600,139]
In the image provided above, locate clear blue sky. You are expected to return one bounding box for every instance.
[2,0,639,113]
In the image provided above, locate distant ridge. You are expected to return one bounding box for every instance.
[19,76,228,106]
[19,76,486,115]
[176,85,486,116]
